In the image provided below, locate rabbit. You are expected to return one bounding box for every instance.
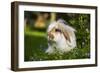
[45,19,76,54]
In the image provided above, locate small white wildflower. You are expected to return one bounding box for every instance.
[82,42,85,45]
[86,28,89,33]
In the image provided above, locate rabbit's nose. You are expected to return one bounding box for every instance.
[48,32,54,39]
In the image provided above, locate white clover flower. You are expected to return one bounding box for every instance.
[86,28,89,33]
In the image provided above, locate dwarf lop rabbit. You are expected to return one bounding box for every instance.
[46,19,76,54]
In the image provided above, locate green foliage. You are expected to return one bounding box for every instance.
[24,13,90,61]
[69,14,90,56]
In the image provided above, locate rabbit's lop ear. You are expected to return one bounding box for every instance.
[57,19,76,43]
[58,24,71,42]
[62,29,71,42]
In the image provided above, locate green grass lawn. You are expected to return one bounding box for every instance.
[24,30,90,61]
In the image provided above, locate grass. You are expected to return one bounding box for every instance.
[24,29,90,61]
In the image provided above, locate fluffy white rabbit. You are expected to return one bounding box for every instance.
[46,19,76,54]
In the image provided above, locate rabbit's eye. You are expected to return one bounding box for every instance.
[55,29,61,32]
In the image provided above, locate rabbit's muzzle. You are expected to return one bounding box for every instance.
[47,32,54,40]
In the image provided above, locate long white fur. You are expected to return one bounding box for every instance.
[46,19,76,54]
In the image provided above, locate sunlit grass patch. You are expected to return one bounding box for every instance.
[25,30,46,37]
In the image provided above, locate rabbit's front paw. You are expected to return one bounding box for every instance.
[45,47,54,54]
